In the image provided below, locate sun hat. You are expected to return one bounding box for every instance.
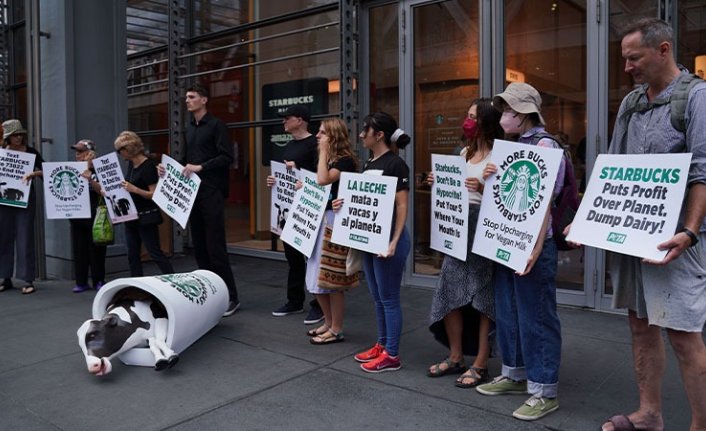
[2,119,27,140]
[492,82,546,125]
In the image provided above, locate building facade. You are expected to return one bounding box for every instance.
[3,0,705,312]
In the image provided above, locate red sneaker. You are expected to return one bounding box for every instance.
[354,343,385,363]
[360,351,401,373]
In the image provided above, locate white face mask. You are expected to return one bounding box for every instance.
[499,111,526,135]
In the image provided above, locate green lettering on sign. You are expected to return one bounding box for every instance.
[606,232,627,244]
[496,249,511,262]
[349,233,369,244]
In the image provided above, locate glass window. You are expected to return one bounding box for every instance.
[411,0,479,276]
[505,0,587,290]
[675,1,706,79]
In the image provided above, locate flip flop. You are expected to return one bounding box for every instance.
[602,415,637,431]
[455,367,489,388]
[427,358,467,377]
[21,285,36,295]
[310,330,344,345]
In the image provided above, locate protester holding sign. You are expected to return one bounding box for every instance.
[582,19,706,431]
[266,105,323,324]
[348,112,411,373]
[474,83,565,421]
[0,119,43,295]
[115,131,174,277]
[303,118,359,345]
[425,98,502,388]
[69,140,107,293]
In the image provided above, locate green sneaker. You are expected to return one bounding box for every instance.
[512,395,559,421]
[475,376,527,396]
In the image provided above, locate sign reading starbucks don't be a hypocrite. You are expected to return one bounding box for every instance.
[472,140,563,273]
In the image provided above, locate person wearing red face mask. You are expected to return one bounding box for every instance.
[425,99,503,388]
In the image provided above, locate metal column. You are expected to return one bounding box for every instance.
[168,0,185,252]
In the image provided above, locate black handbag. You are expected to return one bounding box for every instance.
[138,208,163,226]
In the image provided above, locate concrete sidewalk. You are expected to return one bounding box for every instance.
[0,254,693,430]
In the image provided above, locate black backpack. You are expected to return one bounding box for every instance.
[530,132,579,251]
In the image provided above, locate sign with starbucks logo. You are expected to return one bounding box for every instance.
[156,272,218,306]
[472,140,563,272]
[42,161,91,219]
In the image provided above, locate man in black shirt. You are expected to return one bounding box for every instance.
[268,105,322,324]
[183,84,240,316]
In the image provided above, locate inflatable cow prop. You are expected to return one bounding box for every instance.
[77,271,228,376]
[77,289,178,375]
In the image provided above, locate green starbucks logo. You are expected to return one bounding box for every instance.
[51,170,81,198]
[157,273,212,305]
[499,161,541,213]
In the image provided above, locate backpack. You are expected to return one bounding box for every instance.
[619,73,703,133]
[530,132,579,251]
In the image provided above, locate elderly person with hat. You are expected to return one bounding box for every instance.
[69,139,107,293]
[474,83,566,421]
[0,119,44,294]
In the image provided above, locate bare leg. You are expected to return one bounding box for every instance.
[666,329,706,431]
[429,308,464,375]
[315,293,332,329]
[329,291,345,334]
[471,314,491,370]
[602,311,664,431]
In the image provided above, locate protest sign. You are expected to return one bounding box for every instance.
[472,140,563,272]
[430,154,469,260]
[331,171,398,255]
[93,152,138,223]
[43,161,91,219]
[270,161,299,235]
[566,153,691,261]
[152,155,201,229]
[279,169,331,258]
[0,148,36,208]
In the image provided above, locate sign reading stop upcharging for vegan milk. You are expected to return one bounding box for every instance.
[280,169,331,258]
[270,161,299,235]
[43,162,91,219]
[332,172,398,255]
[430,154,470,260]
[93,152,138,223]
[566,153,691,261]
[472,140,563,272]
[153,155,201,229]
[0,148,35,208]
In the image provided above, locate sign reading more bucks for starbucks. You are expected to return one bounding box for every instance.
[42,161,91,219]
[472,140,563,272]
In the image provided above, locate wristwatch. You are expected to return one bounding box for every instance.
[679,227,699,247]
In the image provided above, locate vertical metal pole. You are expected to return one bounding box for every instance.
[0,0,10,120]
[340,0,357,127]
[168,0,184,253]
[27,0,46,279]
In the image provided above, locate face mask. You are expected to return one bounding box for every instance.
[462,118,478,139]
[499,111,526,135]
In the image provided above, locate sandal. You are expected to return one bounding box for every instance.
[0,278,13,292]
[455,367,489,388]
[306,324,329,337]
[427,358,467,377]
[310,330,344,345]
[21,285,36,295]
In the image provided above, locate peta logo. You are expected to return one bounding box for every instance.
[496,249,511,262]
[444,240,453,250]
[606,232,627,244]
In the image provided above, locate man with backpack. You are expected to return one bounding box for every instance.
[596,18,706,431]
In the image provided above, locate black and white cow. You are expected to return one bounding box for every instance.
[77,289,178,376]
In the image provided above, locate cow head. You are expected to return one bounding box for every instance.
[77,302,151,376]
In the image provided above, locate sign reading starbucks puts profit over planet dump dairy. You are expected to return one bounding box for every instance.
[430,154,469,261]
[472,139,563,273]
[332,172,398,255]
[270,161,298,235]
[280,169,331,258]
[153,155,201,229]
[566,153,691,261]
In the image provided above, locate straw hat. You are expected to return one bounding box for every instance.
[2,119,27,140]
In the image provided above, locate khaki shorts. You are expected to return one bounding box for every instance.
[609,233,706,332]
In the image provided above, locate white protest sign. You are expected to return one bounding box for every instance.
[42,162,91,219]
[0,148,36,208]
[279,169,331,258]
[430,154,470,260]
[566,153,691,260]
[153,155,201,229]
[472,139,563,272]
[93,152,138,223]
[331,171,398,254]
[270,161,299,235]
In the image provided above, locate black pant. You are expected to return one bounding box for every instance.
[70,220,106,286]
[282,241,307,307]
[125,221,174,276]
[190,187,238,303]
